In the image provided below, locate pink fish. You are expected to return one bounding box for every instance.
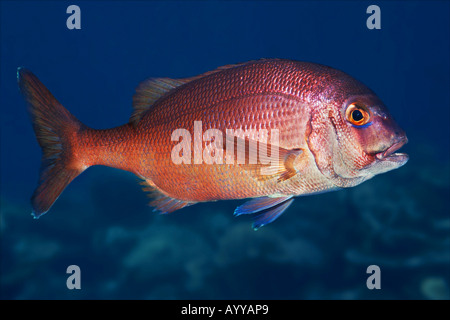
[18,59,408,229]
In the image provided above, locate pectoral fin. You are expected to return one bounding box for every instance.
[223,135,303,183]
[234,196,294,230]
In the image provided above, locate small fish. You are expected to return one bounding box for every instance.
[18,59,408,229]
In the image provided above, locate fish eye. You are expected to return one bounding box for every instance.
[346,103,370,126]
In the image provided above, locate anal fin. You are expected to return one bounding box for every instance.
[139,178,195,214]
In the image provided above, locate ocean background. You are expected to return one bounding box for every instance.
[1,1,449,300]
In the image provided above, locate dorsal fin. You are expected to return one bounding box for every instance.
[179,61,254,83]
[130,78,188,125]
[130,59,270,125]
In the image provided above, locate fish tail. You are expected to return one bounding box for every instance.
[18,68,87,218]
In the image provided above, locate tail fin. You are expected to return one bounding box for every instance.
[18,68,85,218]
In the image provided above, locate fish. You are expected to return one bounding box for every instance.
[17,59,409,229]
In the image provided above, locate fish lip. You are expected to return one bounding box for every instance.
[375,137,409,161]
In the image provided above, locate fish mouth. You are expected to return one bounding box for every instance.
[375,137,409,163]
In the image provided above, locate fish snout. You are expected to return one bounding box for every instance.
[375,134,408,162]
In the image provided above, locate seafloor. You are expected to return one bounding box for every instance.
[1,140,449,300]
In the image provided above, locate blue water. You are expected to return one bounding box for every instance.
[1,1,449,299]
